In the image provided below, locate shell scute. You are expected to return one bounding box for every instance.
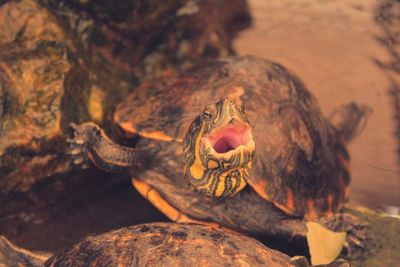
[44,223,296,267]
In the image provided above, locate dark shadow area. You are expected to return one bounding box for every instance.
[0,167,311,259]
[0,170,168,252]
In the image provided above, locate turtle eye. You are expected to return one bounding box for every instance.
[202,109,213,120]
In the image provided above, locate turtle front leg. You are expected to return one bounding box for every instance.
[67,122,143,172]
[67,122,95,169]
[268,212,369,262]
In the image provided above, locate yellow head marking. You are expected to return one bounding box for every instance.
[183,98,255,198]
[207,159,219,169]
[188,123,206,179]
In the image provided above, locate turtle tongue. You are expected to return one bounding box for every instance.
[213,128,243,153]
[209,125,251,154]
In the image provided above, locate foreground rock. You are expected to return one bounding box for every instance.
[347,206,400,266]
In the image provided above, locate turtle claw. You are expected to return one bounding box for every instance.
[73,156,86,165]
[67,144,90,169]
[318,213,371,259]
[81,163,91,169]
[70,122,78,130]
[66,122,101,169]
[68,147,82,155]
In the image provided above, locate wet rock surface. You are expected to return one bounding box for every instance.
[348,206,400,267]
[0,0,73,192]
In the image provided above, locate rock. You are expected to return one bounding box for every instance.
[39,0,251,77]
[348,206,400,267]
[0,0,75,192]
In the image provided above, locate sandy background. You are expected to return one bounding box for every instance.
[235,0,400,211]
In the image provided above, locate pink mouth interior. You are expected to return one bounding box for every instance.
[208,126,251,153]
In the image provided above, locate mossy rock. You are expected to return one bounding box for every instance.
[347,206,400,267]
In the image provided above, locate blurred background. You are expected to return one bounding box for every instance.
[0,0,399,255]
[235,0,400,212]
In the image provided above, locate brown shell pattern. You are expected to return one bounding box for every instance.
[44,223,295,267]
[114,56,351,219]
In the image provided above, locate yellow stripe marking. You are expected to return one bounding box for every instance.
[214,172,227,197]
[239,149,244,166]
[207,159,219,169]
[198,172,216,193]
[131,178,240,235]
[189,123,206,179]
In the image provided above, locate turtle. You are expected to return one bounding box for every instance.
[68,56,371,259]
[0,222,351,267]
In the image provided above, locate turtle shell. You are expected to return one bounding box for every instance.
[44,223,296,267]
[114,56,351,219]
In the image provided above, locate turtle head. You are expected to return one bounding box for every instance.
[183,98,255,198]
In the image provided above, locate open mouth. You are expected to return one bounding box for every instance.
[205,122,253,154]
